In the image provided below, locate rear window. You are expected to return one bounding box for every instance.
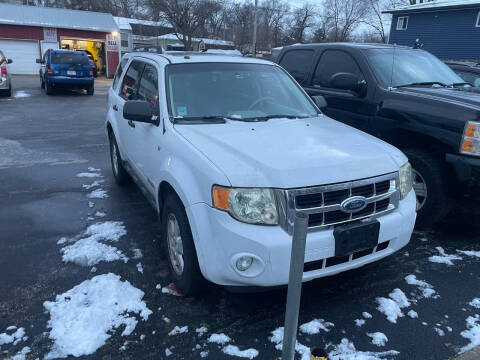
[51,52,89,65]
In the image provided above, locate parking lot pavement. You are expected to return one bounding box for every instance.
[0,75,479,360]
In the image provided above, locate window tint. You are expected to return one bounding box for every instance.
[313,50,364,88]
[112,57,129,90]
[120,60,144,100]
[51,52,89,65]
[279,50,314,84]
[137,64,159,107]
[455,70,480,86]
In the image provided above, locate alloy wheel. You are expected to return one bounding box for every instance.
[166,213,185,276]
[412,169,428,211]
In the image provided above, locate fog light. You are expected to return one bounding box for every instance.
[235,256,253,271]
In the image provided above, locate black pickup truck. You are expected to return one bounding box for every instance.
[276,43,480,226]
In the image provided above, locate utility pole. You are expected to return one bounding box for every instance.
[252,0,258,57]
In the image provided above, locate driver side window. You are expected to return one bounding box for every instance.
[313,50,364,88]
[136,64,159,110]
[120,60,145,100]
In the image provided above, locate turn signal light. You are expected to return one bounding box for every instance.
[460,121,480,156]
[212,186,230,210]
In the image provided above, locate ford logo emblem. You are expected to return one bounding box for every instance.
[341,196,368,213]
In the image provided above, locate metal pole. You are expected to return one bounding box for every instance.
[281,212,309,360]
[252,0,258,57]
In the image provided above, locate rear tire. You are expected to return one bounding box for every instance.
[87,85,94,96]
[404,149,451,227]
[41,77,45,89]
[109,133,130,186]
[162,194,205,295]
[45,81,53,95]
[5,84,11,97]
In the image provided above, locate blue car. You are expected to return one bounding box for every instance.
[37,49,94,95]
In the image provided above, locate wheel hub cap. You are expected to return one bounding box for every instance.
[167,213,184,276]
[112,142,119,175]
[412,169,428,211]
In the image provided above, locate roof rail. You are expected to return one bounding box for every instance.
[133,46,163,54]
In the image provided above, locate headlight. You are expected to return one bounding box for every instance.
[460,121,480,156]
[212,186,278,225]
[399,162,413,200]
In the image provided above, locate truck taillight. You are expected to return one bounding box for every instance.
[47,66,53,75]
[89,68,93,77]
[1,66,6,77]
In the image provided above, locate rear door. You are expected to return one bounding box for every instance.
[278,49,315,86]
[304,49,376,133]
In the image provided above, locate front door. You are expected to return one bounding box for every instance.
[304,49,376,134]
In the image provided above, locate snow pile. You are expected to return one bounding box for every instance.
[88,189,108,199]
[376,289,410,323]
[0,327,26,346]
[428,247,462,266]
[208,333,231,344]
[405,275,437,298]
[469,298,480,309]
[168,326,188,336]
[299,319,334,334]
[60,221,128,266]
[223,345,259,359]
[328,338,399,360]
[82,180,104,190]
[43,273,152,359]
[270,327,310,360]
[10,346,31,360]
[76,172,102,178]
[457,250,480,258]
[367,332,388,347]
[460,314,480,353]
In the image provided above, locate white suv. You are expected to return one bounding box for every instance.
[106,51,416,294]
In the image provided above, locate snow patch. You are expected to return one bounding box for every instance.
[328,338,399,360]
[0,327,26,346]
[367,332,388,347]
[434,327,445,337]
[223,345,259,359]
[200,350,209,358]
[13,91,30,98]
[407,310,418,319]
[76,172,102,178]
[10,346,31,360]
[161,283,183,296]
[196,326,208,336]
[87,189,108,199]
[363,312,373,319]
[355,319,366,327]
[377,298,403,323]
[428,247,462,266]
[43,273,152,359]
[270,327,311,360]
[460,314,480,353]
[132,249,143,259]
[165,348,173,356]
[168,326,188,336]
[389,289,410,308]
[95,211,106,217]
[208,333,231,344]
[405,275,437,299]
[136,262,143,274]
[88,167,100,172]
[469,298,480,309]
[457,250,480,258]
[82,180,104,190]
[299,319,334,334]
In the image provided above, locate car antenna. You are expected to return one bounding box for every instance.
[388,44,396,91]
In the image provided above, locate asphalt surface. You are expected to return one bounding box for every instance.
[0,75,479,360]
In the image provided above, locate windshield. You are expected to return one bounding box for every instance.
[166,63,318,121]
[365,48,464,88]
[51,52,89,65]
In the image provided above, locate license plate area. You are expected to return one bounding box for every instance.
[333,220,380,257]
[67,70,76,76]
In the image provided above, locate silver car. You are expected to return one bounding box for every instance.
[0,50,13,97]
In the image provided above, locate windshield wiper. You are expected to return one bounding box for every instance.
[451,82,471,87]
[172,116,226,124]
[241,114,312,121]
[396,81,448,88]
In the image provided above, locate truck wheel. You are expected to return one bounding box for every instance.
[45,81,53,95]
[404,149,451,227]
[6,84,11,97]
[162,194,205,295]
[41,78,44,89]
[109,133,130,186]
[87,85,94,96]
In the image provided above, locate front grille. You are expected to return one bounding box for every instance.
[279,173,399,233]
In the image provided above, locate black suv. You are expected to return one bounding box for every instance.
[276,43,480,226]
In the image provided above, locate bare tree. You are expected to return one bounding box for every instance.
[285,3,316,44]
[323,0,368,42]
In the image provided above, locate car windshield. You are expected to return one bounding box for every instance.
[52,52,89,65]
[166,63,318,121]
[365,48,464,88]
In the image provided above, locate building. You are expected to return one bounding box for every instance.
[384,0,480,60]
[0,3,120,76]
[114,16,236,53]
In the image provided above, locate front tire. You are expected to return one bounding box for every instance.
[162,194,205,295]
[404,149,451,227]
[109,133,130,186]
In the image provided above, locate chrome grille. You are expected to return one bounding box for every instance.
[277,172,399,234]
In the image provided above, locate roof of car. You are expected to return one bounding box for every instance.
[128,51,274,65]
[280,42,412,51]
[445,61,480,67]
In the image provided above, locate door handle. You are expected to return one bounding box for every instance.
[128,120,135,128]
[112,104,118,111]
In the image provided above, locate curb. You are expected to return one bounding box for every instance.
[452,346,480,360]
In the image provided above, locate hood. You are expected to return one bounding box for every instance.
[396,86,480,110]
[175,116,406,188]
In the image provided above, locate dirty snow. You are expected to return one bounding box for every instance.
[460,314,480,353]
[469,298,480,309]
[367,332,388,347]
[0,327,26,345]
[43,273,152,359]
[328,338,399,360]
[168,326,188,336]
[208,333,231,344]
[223,345,259,359]
[407,310,418,319]
[82,180,105,190]
[428,247,462,266]
[136,262,143,274]
[405,275,437,298]
[10,346,31,360]
[299,319,334,334]
[355,319,366,327]
[76,172,102,178]
[161,284,183,296]
[457,250,480,258]
[60,221,128,266]
[88,189,108,199]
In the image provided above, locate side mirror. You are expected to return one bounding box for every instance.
[123,100,159,125]
[329,72,364,94]
[7,59,12,64]
[312,95,327,108]
[36,59,42,64]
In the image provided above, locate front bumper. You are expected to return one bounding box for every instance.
[49,76,93,86]
[187,190,416,287]
[446,153,480,184]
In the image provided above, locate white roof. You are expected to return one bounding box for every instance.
[130,51,272,65]
[157,33,234,46]
[0,3,118,32]
[385,0,480,13]
[113,16,170,31]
